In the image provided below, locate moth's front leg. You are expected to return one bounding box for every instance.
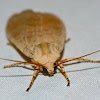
[26,66,39,92]
[58,62,70,86]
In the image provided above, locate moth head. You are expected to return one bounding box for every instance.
[41,62,57,76]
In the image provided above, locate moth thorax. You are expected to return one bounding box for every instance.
[33,42,60,66]
[38,42,51,55]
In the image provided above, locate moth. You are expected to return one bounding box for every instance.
[1,10,100,91]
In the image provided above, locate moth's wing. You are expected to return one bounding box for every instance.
[36,13,66,53]
[6,10,66,58]
[6,10,40,58]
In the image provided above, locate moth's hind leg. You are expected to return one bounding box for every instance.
[4,62,22,68]
[77,58,100,63]
[59,58,100,63]
[4,62,36,68]
[59,50,100,64]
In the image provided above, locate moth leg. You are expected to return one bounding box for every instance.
[4,62,38,68]
[58,63,70,86]
[65,38,70,43]
[26,67,39,92]
[59,58,100,64]
[76,58,100,63]
[4,62,22,68]
[59,50,100,64]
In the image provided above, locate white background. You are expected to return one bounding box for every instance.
[0,0,100,100]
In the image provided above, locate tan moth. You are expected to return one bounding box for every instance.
[0,10,100,91]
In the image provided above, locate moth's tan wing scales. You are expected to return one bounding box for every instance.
[6,10,66,58]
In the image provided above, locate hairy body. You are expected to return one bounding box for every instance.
[6,10,66,74]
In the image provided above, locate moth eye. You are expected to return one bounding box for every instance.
[54,66,57,70]
[54,63,56,65]
[43,67,48,73]
[54,63,57,70]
